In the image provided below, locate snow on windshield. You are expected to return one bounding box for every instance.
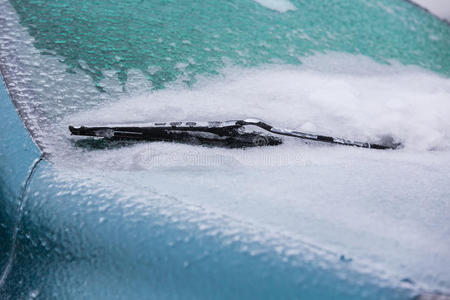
[68,53,450,152]
[1,0,448,153]
[61,52,450,297]
[253,0,297,12]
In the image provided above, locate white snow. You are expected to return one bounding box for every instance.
[68,53,450,151]
[410,0,450,21]
[252,0,296,12]
[63,53,450,292]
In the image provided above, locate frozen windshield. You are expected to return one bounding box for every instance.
[0,0,449,154]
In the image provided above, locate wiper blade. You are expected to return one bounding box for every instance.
[69,120,282,148]
[69,118,401,150]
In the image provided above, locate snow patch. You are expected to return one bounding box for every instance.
[63,53,450,292]
[253,0,296,12]
[68,53,450,151]
[410,0,450,21]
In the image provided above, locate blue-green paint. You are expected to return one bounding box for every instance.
[0,74,41,277]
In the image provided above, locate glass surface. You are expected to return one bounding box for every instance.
[1,0,448,146]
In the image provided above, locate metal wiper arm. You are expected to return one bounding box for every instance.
[237,119,401,150]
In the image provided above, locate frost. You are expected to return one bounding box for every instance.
[253,0,296,12]
[69,53,450,151]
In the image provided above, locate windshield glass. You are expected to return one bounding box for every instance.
[1,0,449,153]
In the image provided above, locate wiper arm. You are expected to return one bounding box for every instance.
[236,119,400,150]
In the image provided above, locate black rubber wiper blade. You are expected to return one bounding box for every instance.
[69,120,241,138]
[69,118,401,150]
[69,120,282,148]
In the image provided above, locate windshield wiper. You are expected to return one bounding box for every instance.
[69,118,401,149]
